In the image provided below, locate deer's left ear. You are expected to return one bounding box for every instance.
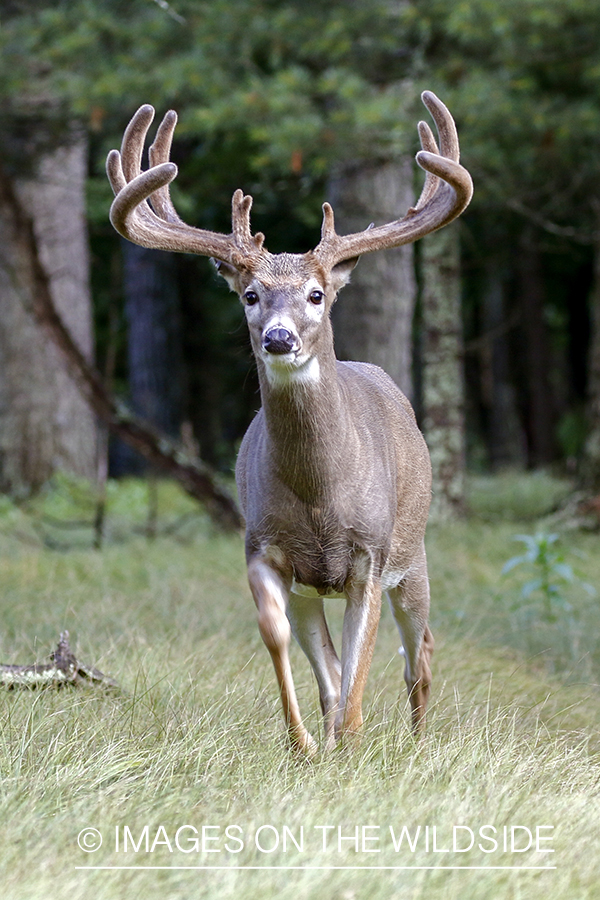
[212,258,243,292]
[330,256,360,294]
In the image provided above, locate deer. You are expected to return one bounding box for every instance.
[107,91,473,756]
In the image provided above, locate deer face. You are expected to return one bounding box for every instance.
[216,252,357,388]
[108,97,473,378]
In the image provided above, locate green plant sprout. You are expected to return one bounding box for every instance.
[502,532,595,624]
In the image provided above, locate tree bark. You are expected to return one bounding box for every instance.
[0,137,96,493]
[421,222,466,519]
[329,159,417,397]
[0,161,242,530]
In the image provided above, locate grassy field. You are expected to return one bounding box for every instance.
[0,472,599,899]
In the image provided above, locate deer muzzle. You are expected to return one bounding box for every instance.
[262,326,299,356]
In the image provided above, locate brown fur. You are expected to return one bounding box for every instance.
[106,92,473,754]
[233,258,433,752]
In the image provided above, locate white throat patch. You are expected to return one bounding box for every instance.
[264,355,321,388]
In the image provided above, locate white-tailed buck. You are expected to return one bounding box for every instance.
[107,92,473,755]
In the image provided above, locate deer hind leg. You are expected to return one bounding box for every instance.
[386,548,434,733]
[287,592,341,750]
[335,576,382,742]
[247,557,317,756]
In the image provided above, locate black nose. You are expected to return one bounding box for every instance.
[263,327,297,355]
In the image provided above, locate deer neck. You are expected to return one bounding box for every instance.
[257,343,349,502]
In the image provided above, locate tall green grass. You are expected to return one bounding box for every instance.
[0,473,598,899]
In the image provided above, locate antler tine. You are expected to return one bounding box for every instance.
[315,201,338,260]
[414,119,440,211]
[120,104,155,182]
[107,106,268,266]
[231,188,265,258]
[421,90,459,162]
[231,189,253,247]
[106,148,127,195]
[108,158,179,237]
[148,109,181,223]
[312,91,473,268]
[320,201,336,240]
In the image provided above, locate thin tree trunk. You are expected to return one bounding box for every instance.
[124,243,184,436]
[421,222,466,519]
[480,268,526,468]
[114,243,184,474]
[94,252,120,549]
[0,138,96,493]
[329,159,417,397]
[517,228,556,467]
[583,222,600,491]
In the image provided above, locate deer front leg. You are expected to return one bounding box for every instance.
[335,577,382,742]
[287,592,341,750]
[247,557,317,757]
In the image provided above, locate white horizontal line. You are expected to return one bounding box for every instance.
[75,865,557,871]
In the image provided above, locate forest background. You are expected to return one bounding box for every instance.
[3,5,600,897]
[2,0,600,520]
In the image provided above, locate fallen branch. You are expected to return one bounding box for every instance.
[0,165,243,531]
[0,631,118,689]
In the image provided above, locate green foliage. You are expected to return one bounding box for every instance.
[428,472,600,679]
[3,0,600,469]
[417,0,600,230]
[495,529,596,672]
[4,0,600,251]
[0,0,422,178]
[5,0,596,274]
[502,531,595,622]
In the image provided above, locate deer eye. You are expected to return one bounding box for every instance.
[244,290,259,306]
[309,290,324,305]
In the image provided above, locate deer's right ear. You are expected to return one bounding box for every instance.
[330,256,360,294]
[212,258,242,292]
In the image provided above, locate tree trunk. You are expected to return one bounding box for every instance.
[0,138,96,494]
[421,222,466,519]
[583,228,600,490]
[480,268,526,468]
[329,159,417,398]
[114,243,184,473]
[123,244,184,435]
[517,228,556,467]
[0,160,242,530]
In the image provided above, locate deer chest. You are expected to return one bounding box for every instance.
[257,502,392,596]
